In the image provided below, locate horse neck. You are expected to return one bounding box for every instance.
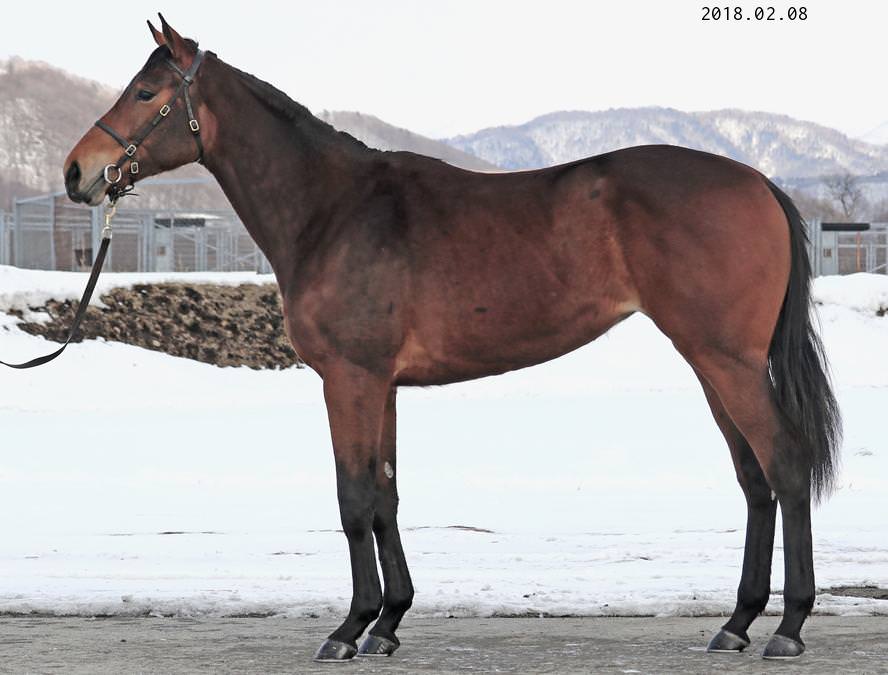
[198,55,371,275]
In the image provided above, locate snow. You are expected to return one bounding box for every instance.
[0,270,886,619]
[814,273,888,316]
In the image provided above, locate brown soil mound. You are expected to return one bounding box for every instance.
[14,283,302,370]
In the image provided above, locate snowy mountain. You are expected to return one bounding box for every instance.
[0,57,116,205]
[445,107,888,178]
[860,120,888,146]
[317,111,497,172]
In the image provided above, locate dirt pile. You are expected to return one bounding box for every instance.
[14,283,302,370]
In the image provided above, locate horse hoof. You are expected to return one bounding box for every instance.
[706,629,750,652]
[357,634,399,657]
[762,634,805,660]
[313,639,357,662]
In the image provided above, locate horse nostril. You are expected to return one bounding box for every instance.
[65,161,81,192]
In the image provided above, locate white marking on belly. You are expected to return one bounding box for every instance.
[384,461,394,479]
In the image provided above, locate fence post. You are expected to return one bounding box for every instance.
[48,195,56,270]
[148,213,157,271]
[141,214,149,272]
[13,200,21,267]
[198,227,207,271]
[0,212,6,266]
[809,219,819,277]
[168,211,176,271]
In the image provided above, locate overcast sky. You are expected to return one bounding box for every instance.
[2,1,885,139]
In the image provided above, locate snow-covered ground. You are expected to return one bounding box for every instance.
[0,266,886,619]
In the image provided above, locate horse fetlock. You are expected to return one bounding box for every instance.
[783,591,815,616]
[737,590,770,616]
[352,598,384,624]
[383,588,414,615]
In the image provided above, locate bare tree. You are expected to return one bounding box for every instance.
[823,172,864,220]
[786,188,843,223]
[869,197,888,223]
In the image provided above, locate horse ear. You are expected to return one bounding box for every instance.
[147,20,166,48]
[157,13,192,62]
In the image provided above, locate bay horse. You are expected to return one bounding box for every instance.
[63,16,840,662]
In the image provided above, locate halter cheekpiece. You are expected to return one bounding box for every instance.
[94,49,205,194]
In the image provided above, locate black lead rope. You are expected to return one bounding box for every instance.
[1,211,114,369]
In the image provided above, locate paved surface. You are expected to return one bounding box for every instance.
[0,616,886,674]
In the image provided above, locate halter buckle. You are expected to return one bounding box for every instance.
[125,144,137,157]
[103,164,123,185]
[130,161,139,175]
[189,119,200,132]
[159,104,171,117]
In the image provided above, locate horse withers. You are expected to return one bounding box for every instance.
[63,15,840,662]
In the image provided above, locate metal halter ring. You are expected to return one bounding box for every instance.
[103,164,123,185]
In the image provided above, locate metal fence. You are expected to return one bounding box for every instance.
[1,191,271,274]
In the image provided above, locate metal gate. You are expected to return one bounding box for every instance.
[811,221,888,276]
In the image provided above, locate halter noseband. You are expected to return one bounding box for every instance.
[93,49,205,198]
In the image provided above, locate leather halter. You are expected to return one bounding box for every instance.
[93,49,205,196]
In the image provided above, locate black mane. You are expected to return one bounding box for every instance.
[223,57,368,151]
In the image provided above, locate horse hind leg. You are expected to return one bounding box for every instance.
[695,373,778,653]
[689,349,814,660]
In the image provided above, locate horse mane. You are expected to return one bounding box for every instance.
[219,55,369,151]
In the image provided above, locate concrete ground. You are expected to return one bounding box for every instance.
[0,616,885,674]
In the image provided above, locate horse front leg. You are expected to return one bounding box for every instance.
[358,386,414,657]
[314,363,391,662]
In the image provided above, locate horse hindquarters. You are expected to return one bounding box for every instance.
[634,175,838,658]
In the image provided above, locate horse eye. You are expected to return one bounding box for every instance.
[136,89,156,102]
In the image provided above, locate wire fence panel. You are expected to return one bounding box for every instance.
[8,192,271,273]
[836,231,888,274]
[13,197,55,269]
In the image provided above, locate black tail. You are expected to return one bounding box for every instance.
[765,179,841,503]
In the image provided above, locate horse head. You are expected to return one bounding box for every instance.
[64,14,207,205]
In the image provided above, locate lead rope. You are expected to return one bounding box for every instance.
[1,203,117,369]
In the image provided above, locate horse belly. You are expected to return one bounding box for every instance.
[393,294,636,386]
